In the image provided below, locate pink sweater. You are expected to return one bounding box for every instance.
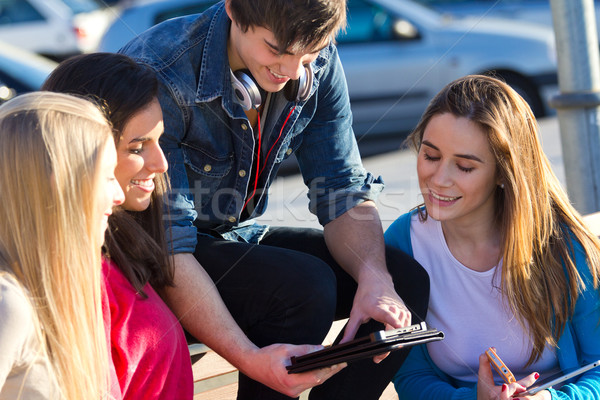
[102,260,193,399]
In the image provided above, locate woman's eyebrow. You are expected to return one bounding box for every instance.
[422,140,484,163]
[129,136,150,144]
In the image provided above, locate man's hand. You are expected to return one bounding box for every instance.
[323,201,412,363]
[240,343,346,398]
[341,270,411,344]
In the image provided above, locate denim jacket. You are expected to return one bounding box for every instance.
[120,2,384,254]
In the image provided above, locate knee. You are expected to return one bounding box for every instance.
[265,256,337,343]
[278,255,337,315]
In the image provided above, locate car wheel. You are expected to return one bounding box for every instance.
[485,71,546,117]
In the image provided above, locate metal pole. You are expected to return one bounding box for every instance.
[549,0,600,214]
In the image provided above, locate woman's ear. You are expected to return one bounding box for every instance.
[497,177,505,189]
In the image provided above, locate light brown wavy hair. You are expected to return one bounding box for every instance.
[408,74,600,365]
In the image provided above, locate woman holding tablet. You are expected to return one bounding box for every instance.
[385,75,600,399]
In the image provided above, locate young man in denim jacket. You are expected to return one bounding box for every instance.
[121,0,429,398]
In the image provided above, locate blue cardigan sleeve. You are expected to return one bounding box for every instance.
[393,343,479,400]
[549,238,600,399]
[384,211,415,256]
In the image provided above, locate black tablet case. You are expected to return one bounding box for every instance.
[287,322,444,373]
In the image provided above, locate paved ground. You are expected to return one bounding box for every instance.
[257,116,564,231]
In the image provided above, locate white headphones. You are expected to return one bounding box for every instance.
[230,63,314,110]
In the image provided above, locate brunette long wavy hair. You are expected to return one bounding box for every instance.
[43,53,174,296]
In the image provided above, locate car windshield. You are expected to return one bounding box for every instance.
[61,0,99,14]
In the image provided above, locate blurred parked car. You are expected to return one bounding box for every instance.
[99,0,558,136]
[97,0,213,51]
[0,41,57,103]
[340,0,558,135]
[412,0,600,40]
[0,0,115,60]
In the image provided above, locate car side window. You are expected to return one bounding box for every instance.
[338,0,394,44]
[61,0,100,14]
[0,0,44,25]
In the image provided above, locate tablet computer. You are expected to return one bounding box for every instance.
[520,360,600,395]
[286,321,444,374]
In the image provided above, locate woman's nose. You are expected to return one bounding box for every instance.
[431,163,452,187]
[113,181,125,206]
[147,142,168,173]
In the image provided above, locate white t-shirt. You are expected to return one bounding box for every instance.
[0,274,59,399]
[410,214,559,383]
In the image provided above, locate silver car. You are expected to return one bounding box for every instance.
[412,0,600,41]
[99,0,558,137]
[0,0,114,60]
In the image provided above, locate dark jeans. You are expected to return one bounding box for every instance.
[194,226,429,400]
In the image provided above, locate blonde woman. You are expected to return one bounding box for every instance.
[385,75,600,399]
[0,92,124,399]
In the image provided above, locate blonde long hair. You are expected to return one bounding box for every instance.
[409,75,600,365]
[0,92,112,398]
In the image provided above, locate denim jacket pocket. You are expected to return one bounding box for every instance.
[181,143,233,210]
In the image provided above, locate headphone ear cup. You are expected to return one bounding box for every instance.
[283,63,313,103]
[230,69,265,110]
[283,78,300,102]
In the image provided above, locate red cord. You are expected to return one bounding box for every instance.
[243,110,262,210]
[259,106,296,176]
[243,106,296,211]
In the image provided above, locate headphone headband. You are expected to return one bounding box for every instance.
[231,64,313,110]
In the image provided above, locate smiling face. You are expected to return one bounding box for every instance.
[114,98,167,212]
[226,5,326,93]
[417,113,500,225]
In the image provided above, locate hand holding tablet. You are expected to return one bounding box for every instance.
[286,322,444,374]
[519,360,600,396]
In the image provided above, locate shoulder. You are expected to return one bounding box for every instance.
[313,41,340,74]
[560,227,595,283]
[385,210,419,255]
[0,274,35,354]
[102,259,138,297]
[0,274,33,327]
[120,4,221,71]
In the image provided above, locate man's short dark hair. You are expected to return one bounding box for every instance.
[227,0,346,53]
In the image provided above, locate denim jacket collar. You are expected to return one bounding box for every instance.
[196,2,236,115]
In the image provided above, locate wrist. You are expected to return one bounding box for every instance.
[234,344,263,375]
[357,265,393,287]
